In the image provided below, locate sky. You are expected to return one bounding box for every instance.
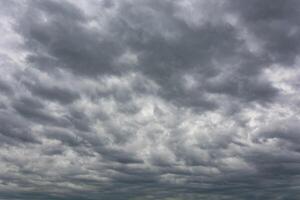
[0,0,300,199]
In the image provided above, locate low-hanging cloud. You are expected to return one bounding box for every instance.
[0,0,300,199]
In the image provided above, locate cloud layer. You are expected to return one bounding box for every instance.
[1,0,300,199]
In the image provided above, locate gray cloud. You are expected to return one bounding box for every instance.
[20,0,125,76]
[20,0,280,109]
[227,0,300,65]
[27,83,80,104]
[0,0,300,199]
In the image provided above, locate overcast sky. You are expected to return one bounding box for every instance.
[0,0,300,199]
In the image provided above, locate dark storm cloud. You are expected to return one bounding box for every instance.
[12,96,70,126]
[0,79,12,95]
[1,0,300,200]
[99,148,144,164]
[205,74,279,103]
[20,0,280,110]
[20,0,125,76]
[43,127,83,147]
[28,83,80,104]
[227,0,300,65]
[0,111,39,144]
[117,0,280,107]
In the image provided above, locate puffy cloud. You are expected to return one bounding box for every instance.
[0,0,300,199]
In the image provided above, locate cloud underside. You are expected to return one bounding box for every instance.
[1,0,300,199]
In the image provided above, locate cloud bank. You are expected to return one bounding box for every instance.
[1,0,300,199]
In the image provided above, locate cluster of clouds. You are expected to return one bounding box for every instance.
[1,0,300,199]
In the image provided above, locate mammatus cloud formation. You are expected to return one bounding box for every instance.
[1,0,300,199]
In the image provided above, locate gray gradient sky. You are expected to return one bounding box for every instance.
[1,0,300,199]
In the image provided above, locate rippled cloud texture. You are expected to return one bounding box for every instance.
[1,0,300,199]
